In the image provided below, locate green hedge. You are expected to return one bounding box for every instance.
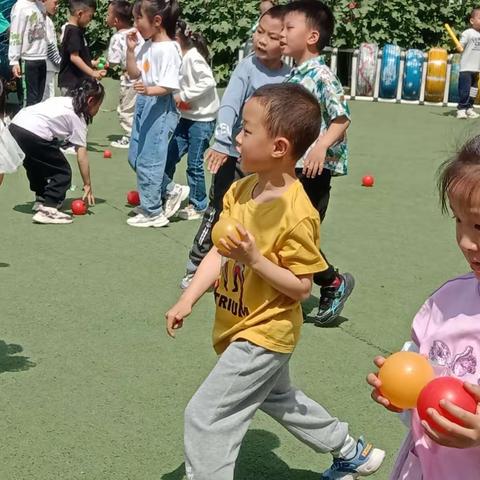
[55,0,480,86]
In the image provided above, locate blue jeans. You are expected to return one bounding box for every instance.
[128,94,179,216]
[163,118,215,212]
[458,71,479,110]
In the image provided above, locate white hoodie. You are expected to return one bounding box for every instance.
[178,47,219,122]
[8,0,47,65]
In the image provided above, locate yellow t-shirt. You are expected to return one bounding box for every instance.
[213,175,328,355]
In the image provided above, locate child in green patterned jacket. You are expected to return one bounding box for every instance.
[282,0,354,330]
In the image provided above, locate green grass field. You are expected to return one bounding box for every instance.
[0,79,475,479]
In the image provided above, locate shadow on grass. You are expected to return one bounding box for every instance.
[161,430,319,480]
[0,262,10,267]
[13,198,107,215]
[0,340,36,374]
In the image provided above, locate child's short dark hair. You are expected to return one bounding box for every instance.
[438,135,480,214]
[142,0,180,39]
[251,83,321,160]
[70,78,105,125]
[109,0,133,26]
[69,0,96,14]
[261,4,286,21]
[285,0,334,51]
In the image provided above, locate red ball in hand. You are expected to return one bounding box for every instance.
[362,175,375,187]
[71,199,87,215]
[417,377,477,431]
[104,150,112,159]
[127,190,140,206]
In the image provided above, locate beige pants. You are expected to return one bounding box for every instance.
[118,82,137,136]
[42,71,56,101]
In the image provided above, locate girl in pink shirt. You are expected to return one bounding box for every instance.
[368,135,480,480]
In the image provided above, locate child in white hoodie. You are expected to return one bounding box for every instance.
[8,0,47,105]
[163,20,220,221]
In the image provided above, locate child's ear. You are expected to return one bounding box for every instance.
[307,29,320,48]
[154,14,163,28]
[272,137,290,158]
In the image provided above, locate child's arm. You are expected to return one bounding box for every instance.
[47,42,62,68]
[8,7,27,78]
[208,60,250,173]
[220,226,313,302]
[126,30,141,80]
[70,52,104,80]
[303,116,350,178]
[76,146,95,205]
[165,247,222,337]
[133,83,172,97]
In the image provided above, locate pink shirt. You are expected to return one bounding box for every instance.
[391,273,480,480]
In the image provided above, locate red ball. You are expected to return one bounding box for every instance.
[362,175,375,187]
[417,377,477,431]
[103,150,112,159]
[127,190,140,206]
[71,199,87,215]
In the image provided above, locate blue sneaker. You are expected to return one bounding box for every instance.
[315,272,355,326]
[322,437,385,480]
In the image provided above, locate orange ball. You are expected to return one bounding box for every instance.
[212,217,242,249]
[378,351,434,409]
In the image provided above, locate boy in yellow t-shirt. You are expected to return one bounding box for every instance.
[165,83,385,480]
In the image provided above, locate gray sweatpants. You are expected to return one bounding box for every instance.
[184,341,355,480]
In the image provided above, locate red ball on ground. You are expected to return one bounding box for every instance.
[417,377,477,431]
[71,199,87,215]
[127,190,140,206]
[104,150,112,158]
[362,175,375,187]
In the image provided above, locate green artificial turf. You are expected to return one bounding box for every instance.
[0,79,473,479]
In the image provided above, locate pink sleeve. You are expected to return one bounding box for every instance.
[411,298,433,347]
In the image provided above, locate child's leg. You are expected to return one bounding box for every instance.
[127,95,147,171]
[23,60,47,106]
[260,362,353,456]
[185,119,215,212]
[298,169,355,326]
[458,71,475,111]
[118,83,137,138]
[185,157,245,276]
[0,173,4,186]
[184,341,290,480]
[9,124,48,198]
[163,118,189,189]
[260,364,385,478]
[134,96,179,216]
[468,72,479,109]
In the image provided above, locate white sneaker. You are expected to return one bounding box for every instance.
[467,108,480,119]
[457,109,468,119]
[33,206,73,224]
[32,200,63,212]
[178,205,204,221]
[164,184,190,219]
[61,146,77,155]
[111,136,130,149]
[127,212,169,228]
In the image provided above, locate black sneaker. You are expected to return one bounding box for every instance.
[315,272,355,326]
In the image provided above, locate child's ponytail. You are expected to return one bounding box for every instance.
[176,20,211,63]
[71,79,105,125]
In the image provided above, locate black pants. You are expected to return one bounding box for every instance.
[458,71,479,110]
[9,124,71,206]
[23,60,46,106]
[297,169,337,286]
[187,156,245,272]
